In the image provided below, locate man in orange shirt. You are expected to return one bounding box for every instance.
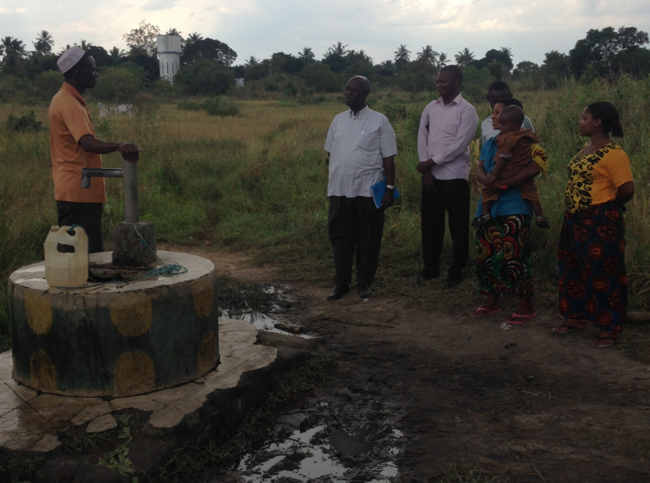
[50,47,140,253]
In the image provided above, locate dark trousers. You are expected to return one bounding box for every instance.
[328,196,384,287]
[56,201,104,253]
[421,178,470,278]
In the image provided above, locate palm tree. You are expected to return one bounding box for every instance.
[455,48,475,68]
[326,41,348,57]
[245,56,259,67]
[33,30,54,55]
[298,47,315,64]
[394,44,411,71]
[75,40,95,50]
[1,36,27,59]
[436,52,449,68]
[109,46,126,61]
[417,45,438,65]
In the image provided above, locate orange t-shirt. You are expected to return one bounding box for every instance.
[49,83,106,203]
[565,142,634,213]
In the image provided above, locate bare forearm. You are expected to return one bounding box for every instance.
[79,135,121,154]
[383,156,395,185]
[79,135,140,161]
[616,181,634,203]
[499,161,541,187]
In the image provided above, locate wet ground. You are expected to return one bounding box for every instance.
[178,248,650,483]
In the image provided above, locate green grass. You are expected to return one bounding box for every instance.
[2,78,650,352]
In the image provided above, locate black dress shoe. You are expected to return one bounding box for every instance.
[327,284,350,301]
[415,269,440,283]
[358,285,372,299]
[443,275,463,289]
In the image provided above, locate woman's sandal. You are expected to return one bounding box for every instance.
[535,216,550,229]
[470,306,502,318]
[592,331,620,349]
[552,321,587,334]
[506,312,537,325]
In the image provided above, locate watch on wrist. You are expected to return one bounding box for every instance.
[386,185,395,190]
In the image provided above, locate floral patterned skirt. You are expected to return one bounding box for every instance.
[558,203,627,331]
[475,215,533,297]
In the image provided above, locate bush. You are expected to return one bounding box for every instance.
[174,59,235,96]
[203,97,240,117]
[92,67,143,102]
[300,63,342,93]
[34,71,63,100]
[6,111,42,132]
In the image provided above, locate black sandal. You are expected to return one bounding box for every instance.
[536,216,550,228]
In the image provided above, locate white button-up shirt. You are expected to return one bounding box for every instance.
[417,93,479,181]
[325,106,398,198]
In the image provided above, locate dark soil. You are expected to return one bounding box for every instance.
[179,247,650,483]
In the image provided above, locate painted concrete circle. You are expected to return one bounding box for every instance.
[9,251,220,397]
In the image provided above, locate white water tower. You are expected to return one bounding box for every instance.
[157,35,181,83]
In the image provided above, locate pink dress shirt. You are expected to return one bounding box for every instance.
[417,93,479,181]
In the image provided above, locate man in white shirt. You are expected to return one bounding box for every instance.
[416,66,479,288]
[481,81,534,144]
[324,76,398,300]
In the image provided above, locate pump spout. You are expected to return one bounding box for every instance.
[80,168,123,189]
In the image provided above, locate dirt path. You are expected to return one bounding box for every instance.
[174,247,650,482]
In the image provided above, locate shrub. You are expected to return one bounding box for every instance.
[6,111,42,132]
[174,59,235,96]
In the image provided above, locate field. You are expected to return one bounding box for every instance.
[2,76,650,351]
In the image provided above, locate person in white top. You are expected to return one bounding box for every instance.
[324,76,398,300]
[481,81,534,144]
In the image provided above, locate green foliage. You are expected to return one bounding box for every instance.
[300,62,341,92]
[92,67,143,102]
[33,70,62,99]
[461,66,493,103]
[174,58,235,96]
[6,111,42,132]
[176,97,240,116]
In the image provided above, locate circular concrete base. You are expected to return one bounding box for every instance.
[8,251,219,397]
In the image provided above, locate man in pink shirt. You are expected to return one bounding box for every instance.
[416,66,479,288]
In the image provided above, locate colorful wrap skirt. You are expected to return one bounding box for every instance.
[475,215,534,297]
[558,202,627,331]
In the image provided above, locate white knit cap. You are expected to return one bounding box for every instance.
[57,47,86,74]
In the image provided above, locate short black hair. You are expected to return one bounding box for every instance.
[496,97,523,110]
[440,65,463,84]
[63,52,91,80]
[499,105,525,128]
[586,101,624,137]
[488,81,511,94]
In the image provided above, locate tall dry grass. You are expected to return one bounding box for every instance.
[1,78,650,348]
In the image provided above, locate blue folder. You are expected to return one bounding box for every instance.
[370,180,400,209]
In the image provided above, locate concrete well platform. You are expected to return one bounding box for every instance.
[9,251,219,397]
[0,319,281,451]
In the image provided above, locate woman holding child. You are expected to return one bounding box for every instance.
[554,102,634,348]
[471,99,548,324]
[470,99,548,325]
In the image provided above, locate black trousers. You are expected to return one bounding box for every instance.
[328,196,384,287]
[421,178,470,278]
[56,201,104,253]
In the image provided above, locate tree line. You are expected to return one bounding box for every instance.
[1,22,648,103]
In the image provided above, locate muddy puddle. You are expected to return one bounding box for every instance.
[214,280,407,482]
[219,282,314,338]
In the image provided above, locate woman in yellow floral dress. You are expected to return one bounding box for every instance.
[554,102,635,348]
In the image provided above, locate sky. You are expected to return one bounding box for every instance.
[1,0,650,67]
